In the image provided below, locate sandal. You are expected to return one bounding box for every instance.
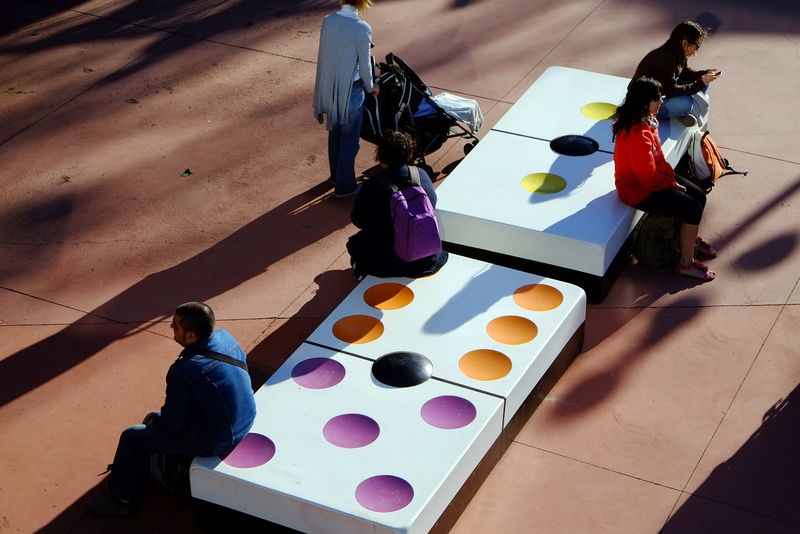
[695,237,718,259]
[675,260,716,281]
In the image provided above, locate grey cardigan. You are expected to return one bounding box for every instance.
[313,12,374,130]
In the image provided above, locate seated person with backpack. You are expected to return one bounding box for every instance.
[347,130,448,280]
[632,20,719,124]
[613,77,717,282]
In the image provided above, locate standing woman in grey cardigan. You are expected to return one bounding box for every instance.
[313,0,380,198]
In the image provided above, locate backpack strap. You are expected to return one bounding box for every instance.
[376,165,420,192]
[376,172,400,194]
[407,165,421,186]
[183,347,248,371]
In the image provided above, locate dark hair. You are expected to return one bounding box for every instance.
[375,130,416,167]
[175,302,215,339]
[669,20,706,48]
[612,77,662,139]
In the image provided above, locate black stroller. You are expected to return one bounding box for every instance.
[361,53,480,167]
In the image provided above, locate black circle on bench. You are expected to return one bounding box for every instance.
[372,352,433,387]
[550,135,599,156]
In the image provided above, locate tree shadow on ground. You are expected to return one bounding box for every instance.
[663,383,800,532]
[0,182,351,408]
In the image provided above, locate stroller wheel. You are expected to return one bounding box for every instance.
[464,141,477,155]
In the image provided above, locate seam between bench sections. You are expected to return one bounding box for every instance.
[490,128,615,155]
[301,340,506,401]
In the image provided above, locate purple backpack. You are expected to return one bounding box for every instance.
[378,166,443,262]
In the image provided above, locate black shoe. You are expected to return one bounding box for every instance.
[86,494,137,517]
[351,262,365,282]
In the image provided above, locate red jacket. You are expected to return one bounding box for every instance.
[613,121,677,206]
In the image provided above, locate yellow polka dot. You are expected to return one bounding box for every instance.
[332,315,384,344]
[513,284,563,311]
[459,349,512,381]
[486,316,538,345]
[580,102,617,121]
[363,283,414,310]
[521,173,567,194]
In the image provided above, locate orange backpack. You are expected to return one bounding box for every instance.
[687,130,748,190]
[701,133,727,182]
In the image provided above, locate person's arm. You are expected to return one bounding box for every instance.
[628,126,677,191]
[351,179,380,229]
[158,363,195,433]
[673,64,710,95]
[356,23,375,94]
[417,167,437,206]
[674,59,718,95]
[648,52,704,97]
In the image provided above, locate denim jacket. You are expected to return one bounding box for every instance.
[157,329,256,455]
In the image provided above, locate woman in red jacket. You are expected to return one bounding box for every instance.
[613,77,717,281]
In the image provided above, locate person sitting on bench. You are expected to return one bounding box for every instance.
[347,130,448,280]
[612,77,718,282]
[86,302,256,516]
[632,20,720,124]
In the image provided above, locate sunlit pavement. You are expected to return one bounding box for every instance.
[1,1,798,532]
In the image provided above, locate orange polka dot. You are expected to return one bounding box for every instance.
[513,284,563,311]
[332,315,384,344]
[363,283,414,310]
[459,349,512,381]
[486,316,538,345]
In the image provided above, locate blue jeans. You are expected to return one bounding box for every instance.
[658,95,693,119]
[108,420,213,503]
[328,80,365,195]
[658,85,709,119]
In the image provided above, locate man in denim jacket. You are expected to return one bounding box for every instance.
[87,302,256,516]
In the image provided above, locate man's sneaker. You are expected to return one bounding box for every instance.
[351,260,365,282]
[86,494,137,517]
[334,183,362,198]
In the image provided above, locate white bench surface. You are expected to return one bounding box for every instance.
[306,253,586,423]
[493,66,625,152]
[435,131,641,276]
[492,65,689,165]
[192,344,503,534]
[191,254,586,533]
[435,66,695,278]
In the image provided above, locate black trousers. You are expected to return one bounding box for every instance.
[634,174,706,226]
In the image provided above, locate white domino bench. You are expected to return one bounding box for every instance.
[436,66,693,302]
[191,254,586,533]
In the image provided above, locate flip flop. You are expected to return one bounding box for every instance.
[675,260,716,281]
[695,237,718,259]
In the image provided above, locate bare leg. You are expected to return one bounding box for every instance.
[677,223,716,281]
[679,223,699,266]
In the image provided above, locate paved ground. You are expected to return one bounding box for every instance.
[1,1,799,532]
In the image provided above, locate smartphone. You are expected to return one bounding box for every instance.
[714,71,722,77]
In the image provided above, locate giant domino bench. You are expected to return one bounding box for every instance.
[435,66,693,302]
[191,254,586,533]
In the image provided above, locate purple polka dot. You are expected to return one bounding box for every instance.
[355,475,414,513]
[291,358,345,389]
[323,414,380,448]
[222,433,276,468]
[420,396,477,429]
